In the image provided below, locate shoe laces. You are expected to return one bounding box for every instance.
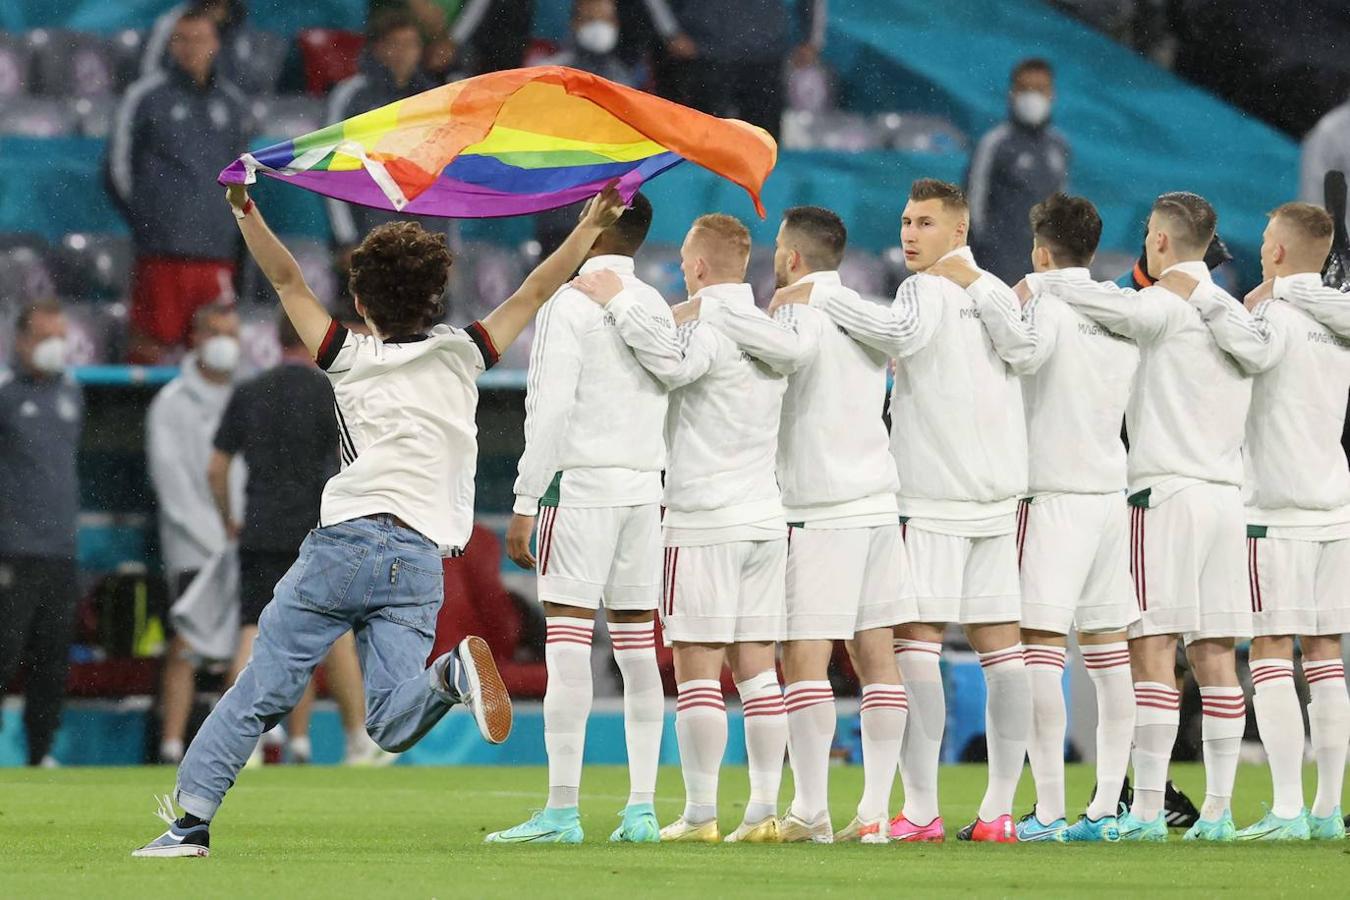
[153,794,178,827]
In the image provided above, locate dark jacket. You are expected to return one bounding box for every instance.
[965,120,1071,285]
[645,0,820,63]
[0,369,83,559]
[105,62,253,260]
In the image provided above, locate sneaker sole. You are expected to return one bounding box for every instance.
[457,635,513,744]
[131,845,210,858]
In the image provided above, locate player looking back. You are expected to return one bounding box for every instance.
[785,179,1040,843]
[486,194,668,845]
[574,214,791,844]
[134,181,626,858]
[1032,192,1281,842]
[1236,202,1350,841]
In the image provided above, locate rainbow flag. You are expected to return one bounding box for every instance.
[219,66,777,218]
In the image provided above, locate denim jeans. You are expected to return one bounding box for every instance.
[176,515,455,819]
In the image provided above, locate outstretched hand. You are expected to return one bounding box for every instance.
[578,181,627,231]
[1157,270,1199,299]
[225,183,249,211]
[572,269,625,306]
[1244,278,1274,311]
[672,298,702,326]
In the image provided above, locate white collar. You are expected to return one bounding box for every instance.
[1160,260,1212,283]
[1273,271,1324,299]
[936,245,977,266]
[796,270,842,287]
[579,254,635,276]
[1050,266,1092,281]
[693,281,755,305]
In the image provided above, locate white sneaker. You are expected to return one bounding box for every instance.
[39,754,59,769]
[345,731,398,767]
[131,795,210,859]
[287,735,312,765]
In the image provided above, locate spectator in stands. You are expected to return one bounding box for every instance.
[965,58,1070,285]
[1301,95,1350,236]
[106,8,252,364]
[640,0,826,138]
[371,0,534,78]
[0,299,85,767]
[211,313,388,765]
[142,0,276,95]
[146,302,243,764]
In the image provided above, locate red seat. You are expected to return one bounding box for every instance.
[297,29,364,97]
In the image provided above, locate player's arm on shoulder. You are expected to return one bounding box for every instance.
[1033,271,1170,344]
[1182,279,1284,374]
[572,271,712,388]
[813,276,938,359]
[701,292,818,376]
[1283,278,1350,340]
[964,272,1043,374]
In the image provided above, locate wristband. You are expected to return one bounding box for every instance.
[232,198,255,220]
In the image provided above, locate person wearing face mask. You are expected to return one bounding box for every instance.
[965,58,1071,286]
[146,301,247,765]
[0,299,85,767]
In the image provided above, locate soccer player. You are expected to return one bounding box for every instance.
[133,181,626,858]
[950,194,1141,841]
[573,214,790,843]
[680,207,913,843]
[485,195,667,845]
[1236,202,1350,841]
[1031,192,1281,842]
[783,179,1040,842]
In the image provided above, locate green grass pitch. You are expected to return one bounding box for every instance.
[1,763,1345,898]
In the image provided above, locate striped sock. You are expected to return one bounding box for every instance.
[609,621,662,807]
[858,684,907,821]
[1199,686,1247,821]
[784,680,835,821]
[1130,681,1180,822]
[737,670,788,823]
[1251,659,1304,818]
[1023,644,1067,823]
[977,645,1030,821]
[893,639,944,825]
[675,679,726,824]
[1304,658,1349,818]
[544,617,594,809]
[1081,643,1134,820]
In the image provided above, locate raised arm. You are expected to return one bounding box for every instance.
[699,292,821,376]
[227,185,332,356]
[1186,282,1285,374]
[478,185,626,353]
[1285,278,1350,340]
[810,276,941,359]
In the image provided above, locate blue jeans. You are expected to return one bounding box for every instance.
[176,515,455,819]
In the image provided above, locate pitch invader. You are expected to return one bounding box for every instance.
[1034,192,1280,841]
[962,194,1140,842]
[575,214,790,843]
[1237,202,1350,841]
[806,179,1039,842]
[486,195,667,845]
[698,207,916,843]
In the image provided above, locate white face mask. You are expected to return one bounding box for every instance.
[576,20,619,55]
[200,334,241,373]
[30,336,67,374]
[1012,90,1052,127]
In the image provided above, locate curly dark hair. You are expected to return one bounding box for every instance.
[349,222,451,338]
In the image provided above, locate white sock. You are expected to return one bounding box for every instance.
[1250,659,1304,818]
[1081,643,1134,820]
[544,617,594,809]
[894,638,944,825]
[784,680,835,821]
[737,670,788,823]
[609,620,663,807]
[675,679,726,824]
[858,684,907,821]
[1023,644,1067,823]
[159,737,184,764]
[1304,658,1349,818]
[977,645,1030,821]
[1130,681,1180,822]
[1199,685,1246,821]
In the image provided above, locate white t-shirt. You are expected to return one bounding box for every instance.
[315,318,498,555]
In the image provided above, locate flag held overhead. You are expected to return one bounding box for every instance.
[219,66,778,218]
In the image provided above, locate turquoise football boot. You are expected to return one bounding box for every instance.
[1116,811,1168,842]
[610,803,660,843]
[1063,814,1121,842]
[1307,807,1346,841]
[1015,811,1067,842]
[1236,808,1310,842]
[1183,810,1236,842]
[485,808,584,844]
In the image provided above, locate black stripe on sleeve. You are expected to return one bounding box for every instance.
[315,320,349,371]
[465,320,500,370]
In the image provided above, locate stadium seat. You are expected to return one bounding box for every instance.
[0,96,78,136]
[780,109,882,152]
[106,29,145,90]
[0,32,33,99]
[252,93,325,138]
[0,239,56,304]
[26,29,118,99]
[237,29,288,96]
[61,300,117,365]
[72,95,112,137]
[49,232,132,302]
[296,28,364,97]
[874,112,969,154]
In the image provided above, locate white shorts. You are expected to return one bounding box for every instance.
[536,503,661,611]
[900,522,1020,625]
[1248,532,1350,637]
[784,523,917,640]
[1128,483,1251,641]
[661,539,787,644]
[1018,494,1139,635]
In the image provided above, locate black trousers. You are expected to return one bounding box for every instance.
[0,555,78,765]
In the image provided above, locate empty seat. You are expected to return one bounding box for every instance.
[0,32,33,99]
[253,94,325,138]
[297,28,364,97]
[874,112,969,154]
[0,96,78,136]
[50,233,132,301]
[780,109,882,152]
[27,29,118,99]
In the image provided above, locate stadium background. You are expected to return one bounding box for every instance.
[0,0,1334,768]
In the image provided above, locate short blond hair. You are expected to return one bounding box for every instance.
[1269,201,1334,242]
[688,213,751,280]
